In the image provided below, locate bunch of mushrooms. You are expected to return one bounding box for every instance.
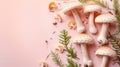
[73,34,93,67]
[60,1,118,67]
[84,4,101,34]
[62,1,85,33]
[95,46,117,67]
[95,13,117,45]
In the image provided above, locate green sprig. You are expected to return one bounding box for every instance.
[66,45,77,58]
[93,0,109,9]
[109,33,120,65]
[79,0,109,9]
[79,0,88,3]
[66,58,80,67]
[116,23,120,34]
[51,51,64,67]
[59,30,77,58]
[59,30,71,47]
[109,34,120,55]
[113,0,120,20]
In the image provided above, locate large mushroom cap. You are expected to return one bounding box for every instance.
[72,34,93,45]
[95,13,117,23]
[95,46,117,57]
[62,1,83,15]
[84,4,101,13]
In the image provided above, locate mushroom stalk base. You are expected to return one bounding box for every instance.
[89,12,97,34]
[98,24,109,45]
[101,56,109,67]
[81,44,92,67]
[72,9,85,33]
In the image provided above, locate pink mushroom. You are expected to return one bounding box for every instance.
[62,1,85,33]
[84,4,101,34]
[95,13,117,45]
[73,34,93,67]
[96,46,117,67]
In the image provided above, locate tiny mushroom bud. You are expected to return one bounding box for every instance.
[62,1,85,33]
[55,44,66,53]
[84,4,101,34]
[95,13,117,45]
[95,46,117,67]
[72,34,93,67]
[40,61,48,67]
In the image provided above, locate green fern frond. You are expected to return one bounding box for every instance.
[59,29,71,46]
[109,33,120,65]
[79,0,88,3]
[113,0,120,21]
[66,45,77,58]
[93,0,109,9]
[51,51,64,67]
[66,58,79,67]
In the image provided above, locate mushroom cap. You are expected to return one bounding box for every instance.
[95,13,117,23]
[62,1,83,15]
[95,46,117,58]
[84,4,101,13]
[72,34,93,45]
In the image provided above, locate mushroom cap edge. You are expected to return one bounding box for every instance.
[95,46,117,58]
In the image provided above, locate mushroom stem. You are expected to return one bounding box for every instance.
[101,56,109,67]
[72,9,85,33]
[89,12,97,34]
[81,44,92,67]
[98,24,109,45]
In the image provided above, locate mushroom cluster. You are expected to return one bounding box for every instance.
[61,1,117,67]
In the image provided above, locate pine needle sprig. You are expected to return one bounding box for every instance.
[66,58,80,67]
[79,0,110,9]
[79,0,88,3]
[116,23,120,35]
[93,0,109,9]
[109,33,120,65]
[66,45,77,58]
[51,51,64,67]
[109,34,120,54]
[113,0,120,21]
[59,30,77,59]
[59,29,71,47]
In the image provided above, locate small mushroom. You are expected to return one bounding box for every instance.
[55,44,66,53]
[62,1,85,33]
[40,61,48,67]
[84,4,101,34]
[95,46,117,67]
[73,34,93,67]
[95,13,117,45]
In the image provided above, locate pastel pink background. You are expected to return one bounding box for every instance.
[0,0,119,67]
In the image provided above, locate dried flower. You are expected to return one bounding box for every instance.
[54,13,63,23]
[40,61,48,67]
[55,44,66,53]
[48,2,58,12]
[67,20,76,30]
